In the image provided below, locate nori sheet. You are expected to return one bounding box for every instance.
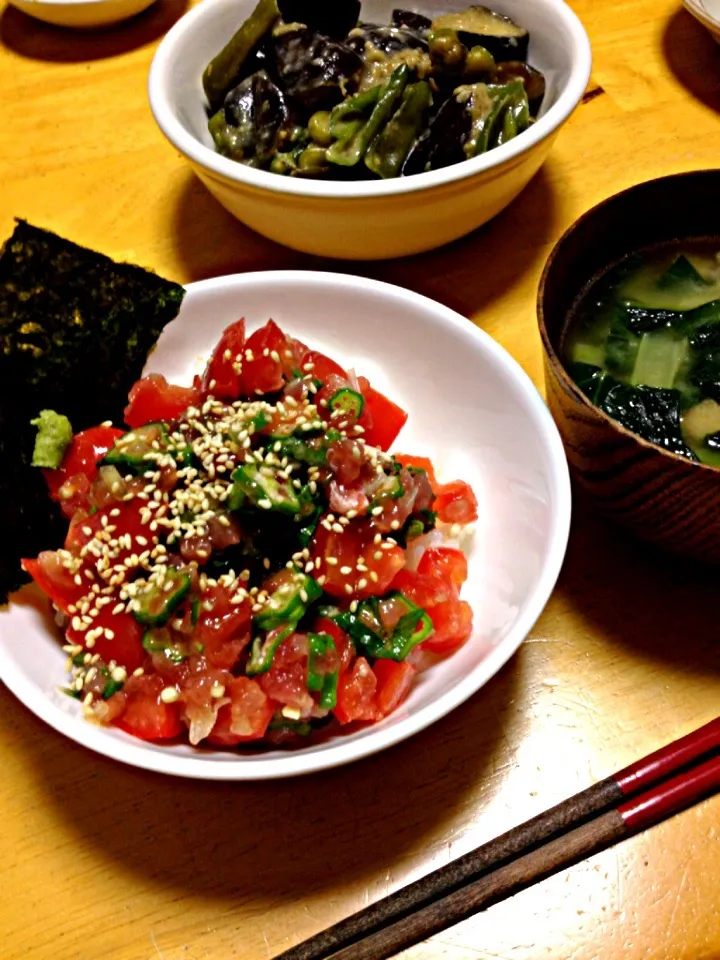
[0,220,186,604]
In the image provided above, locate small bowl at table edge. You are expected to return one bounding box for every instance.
[538,169,720,564]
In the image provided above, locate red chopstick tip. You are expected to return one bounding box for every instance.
[619,753,720,832]
[615,718,720,795]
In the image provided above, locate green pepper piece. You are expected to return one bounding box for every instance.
[329,84,382,142]
[318,672,339,710]
[246,620,295,674]
[298,502,323,548]
[496,102,518,147]
[202,0,280,110]
[327,65,410,167]
[466,89,511,157]
[335,592,434,661]
[133,569,191,628]
[365,81,432,179]
[230,461,302,515]
[253,568,322,632]
[307,632,340,710]
[465,80,528,158]
[328,387,365,418]
[267,717,313,736]
[102,678,124,700]
[271,435,329,467]
[142,628,200,664]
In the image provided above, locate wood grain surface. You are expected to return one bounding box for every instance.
[1,2,720,959]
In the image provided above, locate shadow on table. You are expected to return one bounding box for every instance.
[555,485,720,677]
[3,655,522,909]
[662,9,720,114]
[170,162,558,322]
[0,0,188,62]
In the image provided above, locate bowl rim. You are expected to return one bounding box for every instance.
[1,270,572,780]
[682,0,720,29]
[147,0,592,201]
[10,0,153,7]
[537,168,720,475]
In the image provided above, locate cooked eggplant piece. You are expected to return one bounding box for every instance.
[492,60,545,113]
[348,23,428,56]
[392,9,432,33]
[402,93,470,174]
[277,0,361,38]
[273,28,364,109]
[209,71,289,165]
[431,6,529,63]
[203,0,281,110]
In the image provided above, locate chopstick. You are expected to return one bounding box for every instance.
[274,717,720,960]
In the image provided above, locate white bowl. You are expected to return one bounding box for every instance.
[148,0,592,259]
[0,272,571,780]
[683,0,720,41]
[7,0,156,28]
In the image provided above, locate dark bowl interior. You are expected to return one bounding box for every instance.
[540,169,720,352]
[537,169,720,562]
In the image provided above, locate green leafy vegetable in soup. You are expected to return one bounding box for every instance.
[563,241,720,465]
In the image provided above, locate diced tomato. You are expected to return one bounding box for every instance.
[207,677,274,745]
[357,378,408,451]
[22,552,84,614]
[65,499,150,558]
[257,632,314,714]
[66,606,145,673]
[124,373,200,429]
[202,318,246,400]
[48,473,93,520]
[434,480,479,525]
[373,660,415,716]
[301,349,348,383]
[391,568,455,609]
[393,454,439,494]
[422,598,473,654]
[288,336,310,369]
[177,663,235,744]
[112,674,183,741]
[43,425,124,499]
[43,425,125,518]
[313,617,355,673]
[417,547,468,589]
[237,320,292,396]
[195,585,252,669]
[257,401,311,438]
[333,657,379,724]
[311,521,405,600]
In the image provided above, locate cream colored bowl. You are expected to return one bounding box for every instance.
[148,0,592,260]
[7,0,156,28]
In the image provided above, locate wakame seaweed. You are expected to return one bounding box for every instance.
[0,221,185,603]
[564,241,720,466]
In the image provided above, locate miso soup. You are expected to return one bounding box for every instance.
[563,241,720,466]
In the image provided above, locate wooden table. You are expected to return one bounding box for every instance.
[2,1,720,958]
